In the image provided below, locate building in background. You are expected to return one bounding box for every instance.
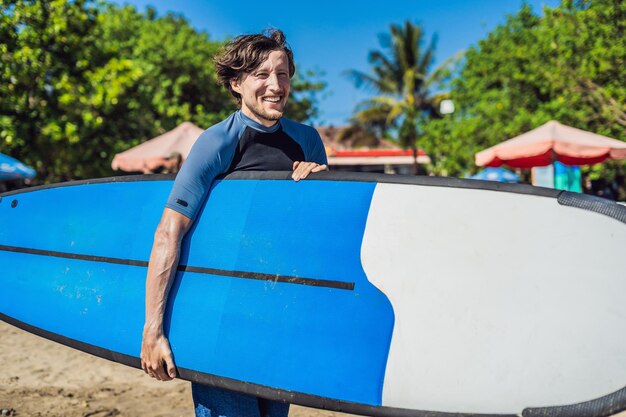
[316,127,430,174]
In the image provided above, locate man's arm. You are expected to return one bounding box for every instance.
[141,208,193,381]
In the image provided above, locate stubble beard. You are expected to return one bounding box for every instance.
[253,106,283,123]
[243,96,286,124]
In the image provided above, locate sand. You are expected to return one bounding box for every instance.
[0,320,624,417]
[0,321,349,417]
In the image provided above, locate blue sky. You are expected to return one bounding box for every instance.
[111,0,560,126]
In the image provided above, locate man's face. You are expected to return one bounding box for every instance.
[231,50,291,127]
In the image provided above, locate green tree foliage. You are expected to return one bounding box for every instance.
[346,21,456,173]
[422,0,626,189]
[1,0,101,182]
[286,67,326,123]
[0,1,325,183]
[93,4,236,130]
[0,0,233,182]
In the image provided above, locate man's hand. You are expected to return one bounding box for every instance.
[141,329,177,381]
[292,161,328,181]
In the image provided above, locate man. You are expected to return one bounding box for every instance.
[140,29,328,417]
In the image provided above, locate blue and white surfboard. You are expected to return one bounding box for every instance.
[1,171,625,417]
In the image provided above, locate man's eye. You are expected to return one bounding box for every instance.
[256,73,269,78]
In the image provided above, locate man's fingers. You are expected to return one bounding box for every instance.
[142,355,174,381]
[149,361,170,381]
[165,353,177,378]
[158,365,172,381]
[292,162,326,181]
[167,362,177,379]
[141,335,176,381]
[144,360,158,379]
[291,162,308,181]
[153,363,165,380]
[298,164,314,178]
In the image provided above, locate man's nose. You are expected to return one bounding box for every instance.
[267,73,282,91]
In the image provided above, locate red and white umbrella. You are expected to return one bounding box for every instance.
[475,121,626,168]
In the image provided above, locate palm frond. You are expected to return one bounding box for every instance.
[418,33,438,75]
[424,49,465,87]
[344,69,388,93]
[355,96,396,113]
[386,102,406,125]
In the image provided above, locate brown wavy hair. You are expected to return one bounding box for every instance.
[214,29,295,104]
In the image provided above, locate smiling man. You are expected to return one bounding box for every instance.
[140,29,328,417]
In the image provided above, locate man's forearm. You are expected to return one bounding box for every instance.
[143,226,184,335]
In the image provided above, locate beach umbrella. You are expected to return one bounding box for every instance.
[0,153,36,180]
[475,120,626,168]
[111,122,204,172]
[468,167,520,183]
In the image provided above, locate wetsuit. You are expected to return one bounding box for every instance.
[163,110,327,417]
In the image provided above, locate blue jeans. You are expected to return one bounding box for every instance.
[192,383,290,417]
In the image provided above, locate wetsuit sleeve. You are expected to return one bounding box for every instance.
[281,118,328,165]
[307,128,328,165]
[165,130,237,220]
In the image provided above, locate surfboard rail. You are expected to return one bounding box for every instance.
[2,312,626,417]
[2,170,623,224]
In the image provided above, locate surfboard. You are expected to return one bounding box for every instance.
[1,171,625,417]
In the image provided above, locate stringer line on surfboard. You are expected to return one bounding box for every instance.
[0,244,354,290]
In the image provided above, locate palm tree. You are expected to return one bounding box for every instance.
[346,21,458,173]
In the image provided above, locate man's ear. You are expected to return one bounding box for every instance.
[230,78,241,95]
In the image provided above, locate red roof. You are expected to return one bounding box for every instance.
[332,149,428,157]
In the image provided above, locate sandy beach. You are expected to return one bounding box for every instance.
[1,320,624,417]
[0,321,352,417]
